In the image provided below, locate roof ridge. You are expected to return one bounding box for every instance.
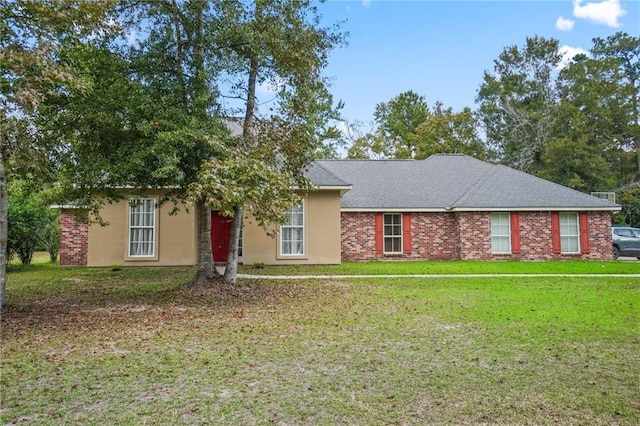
[320,158,415,162]
[310,161,351,186]
[448,162,498,209]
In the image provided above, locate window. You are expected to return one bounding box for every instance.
[615,228,634,238]
[128,198,156,257]
[560,212,579,253]
[280,203,304,255]
[491,213,511,253]
[384,213,402,254]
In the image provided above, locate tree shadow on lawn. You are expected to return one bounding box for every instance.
[2,273,321,336]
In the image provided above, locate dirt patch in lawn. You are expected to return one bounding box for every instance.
[1,278,334,337]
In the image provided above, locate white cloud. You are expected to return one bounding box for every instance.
[558,45,589,69]
[573,0,626,28]
[362,0,371,7]
[556,16,575,31]
[336,121,350,137]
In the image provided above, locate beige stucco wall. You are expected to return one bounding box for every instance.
[87,190,197,267]
[242,190,343,265]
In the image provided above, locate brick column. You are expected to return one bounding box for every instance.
[60,209,88,266]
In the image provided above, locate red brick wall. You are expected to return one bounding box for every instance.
[410,213,459,260]
[341,212,459,261]
[60,209,88,266]
[457,212,492,260]
[341,212,378,261]
[519,212,554,260]
[341,211,613,262]
[582,211,613,260]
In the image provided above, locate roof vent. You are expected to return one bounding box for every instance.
[591,192,616,203]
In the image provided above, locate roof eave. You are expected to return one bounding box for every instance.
[341,206,621,212]
[313,185,352,195]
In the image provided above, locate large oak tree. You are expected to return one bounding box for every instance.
[0,0,116,309]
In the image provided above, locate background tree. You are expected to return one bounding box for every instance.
[616,185,640,226]
[476,36,561,173]
[370,90,429,158]
[7,178,58,264]
[346,93,486,160]
[539,53,625,191]
[591,32,640,177]
[408,103,486,160]
[0,0,116,308]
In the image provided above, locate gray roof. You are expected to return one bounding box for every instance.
[304,162,351,187]
[316,154,619,211]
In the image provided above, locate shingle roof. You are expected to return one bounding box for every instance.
[316,154,619,211]
[304,161,351,188]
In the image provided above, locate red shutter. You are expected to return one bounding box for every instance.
[551,212,561,254]
[403,213,412,254]
[510,212,521,254]
[579,212,590,254]
[375,213,384,254]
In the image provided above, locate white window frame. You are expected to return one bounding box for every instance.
[128,198,156,258]
[280,203,304,256]
[491,212,511,254]
[560,212,580,254]
[383,213,403,254]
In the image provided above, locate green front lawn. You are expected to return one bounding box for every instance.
[2,265,639,424]
[239,259,640,275]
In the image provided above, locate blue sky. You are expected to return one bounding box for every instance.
[306,0,639,127]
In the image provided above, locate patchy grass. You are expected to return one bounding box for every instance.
[239,259,640,276]
[2,265,639,425]
[8,251,55,268]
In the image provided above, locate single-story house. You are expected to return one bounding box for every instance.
[59,154,619,266]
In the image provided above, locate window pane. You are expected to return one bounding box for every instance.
[281,203,304,255]
[392,237,401,253]
[129,198,155,257]
[491,213,510,253]
[383,214,403,253]
[559,213,579,253]
[384,238,393,253]
[385,237,401,253]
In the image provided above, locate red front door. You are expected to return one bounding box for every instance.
[211,211,233,263]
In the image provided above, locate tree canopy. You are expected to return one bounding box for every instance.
[1,0,117,309]
[347,91,485,160]
[34,0,345,285]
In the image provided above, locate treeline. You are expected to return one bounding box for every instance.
[344,33,639,226]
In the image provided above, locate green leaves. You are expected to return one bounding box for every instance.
[7,178,60,265]
[477,36,561,174]
[347,92,485,160]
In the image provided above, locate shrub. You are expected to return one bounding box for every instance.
[7,179,59,264]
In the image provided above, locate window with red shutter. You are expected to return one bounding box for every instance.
[579,212,590,254]
[402,213,412,254]
[375,213,383,254]
[551,212,561,254]
[510,212,521,254]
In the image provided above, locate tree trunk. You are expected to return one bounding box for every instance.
[170,0,188,109]
[0,153,7,310]
[193,199,218,284]
[189,1,218,285]
[221,37,259,285]
[223,206,243,284]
